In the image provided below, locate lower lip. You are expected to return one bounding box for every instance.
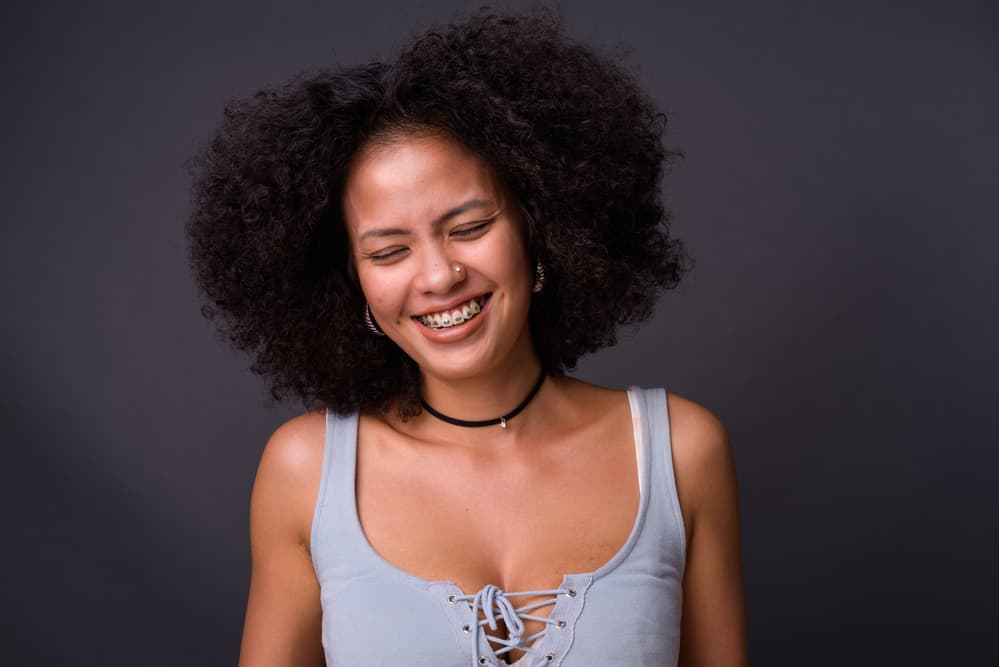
[412,296,492,343]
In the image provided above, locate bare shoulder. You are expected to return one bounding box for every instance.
[251,410,327,548]
[665,393,731,465]
[241,410,328,666]
[664,393,738,533]
[259,410,327,477]
[665,394,747,663]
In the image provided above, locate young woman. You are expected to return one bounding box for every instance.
[189,11,746,666]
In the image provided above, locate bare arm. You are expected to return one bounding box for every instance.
[238,412,327,667]
[669,394,748,667]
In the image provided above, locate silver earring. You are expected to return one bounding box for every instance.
[364,302,385,336]
[532,261,545,293]
[453,264,463,273]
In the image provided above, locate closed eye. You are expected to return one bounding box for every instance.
[367,247,408,262]
[450,221,492,238]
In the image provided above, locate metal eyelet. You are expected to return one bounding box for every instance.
[447,594,457,604]
[462,624,471,633]
[556,618,567,629]
[478,657,490,665]
[566,588,577,598]
[544,653,555,663]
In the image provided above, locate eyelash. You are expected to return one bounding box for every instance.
[369,248,407,262]
[450,221,492,238]
[368,221,493,262]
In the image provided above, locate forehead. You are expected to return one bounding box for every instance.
[342,133,501,236]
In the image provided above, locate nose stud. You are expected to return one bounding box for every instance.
[453,264,463,273]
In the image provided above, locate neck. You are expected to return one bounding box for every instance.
[424,320,540,409]
[421,360,543,422]
[424,367,545,428]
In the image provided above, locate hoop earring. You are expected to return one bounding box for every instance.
[532,261,545,293]
[364,302,385,336]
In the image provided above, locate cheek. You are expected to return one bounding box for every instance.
[483,230,531,281]
[503,243,532,288]
[356,268,385,305]
[359,268,410,318]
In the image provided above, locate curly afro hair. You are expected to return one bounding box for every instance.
[187,10,689,417]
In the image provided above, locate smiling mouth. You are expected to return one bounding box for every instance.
[414,294,491,330]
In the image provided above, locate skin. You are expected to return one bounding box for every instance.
[238,133,747,666]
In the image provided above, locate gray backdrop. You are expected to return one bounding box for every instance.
[2,0,996,665]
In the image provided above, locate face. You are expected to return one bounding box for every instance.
[342,132,536,382]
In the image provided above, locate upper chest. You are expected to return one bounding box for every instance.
[354,397,640,596]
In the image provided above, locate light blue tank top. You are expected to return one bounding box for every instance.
[310,387,686,666]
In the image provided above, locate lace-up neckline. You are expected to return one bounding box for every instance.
[452,584,575,666]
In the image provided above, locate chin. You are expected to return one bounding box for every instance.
[415,350,499,382]
[405,335,508,382]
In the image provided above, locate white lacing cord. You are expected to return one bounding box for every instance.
[452,584,572,666]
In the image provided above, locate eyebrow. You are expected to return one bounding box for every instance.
[357,199,496,242]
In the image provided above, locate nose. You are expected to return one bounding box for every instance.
[413,244,466,294]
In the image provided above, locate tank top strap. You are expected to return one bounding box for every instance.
[310,408,361,573]
[627,386,687,572]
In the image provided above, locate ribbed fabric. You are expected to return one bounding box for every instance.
[310,387,685,666]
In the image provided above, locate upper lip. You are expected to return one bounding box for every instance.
[411,293,489,318]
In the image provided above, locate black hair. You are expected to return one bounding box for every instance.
[187,10,689,416]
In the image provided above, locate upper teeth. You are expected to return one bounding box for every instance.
[418,297,484,329]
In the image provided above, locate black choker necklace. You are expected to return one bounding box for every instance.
[420,370,547,429]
